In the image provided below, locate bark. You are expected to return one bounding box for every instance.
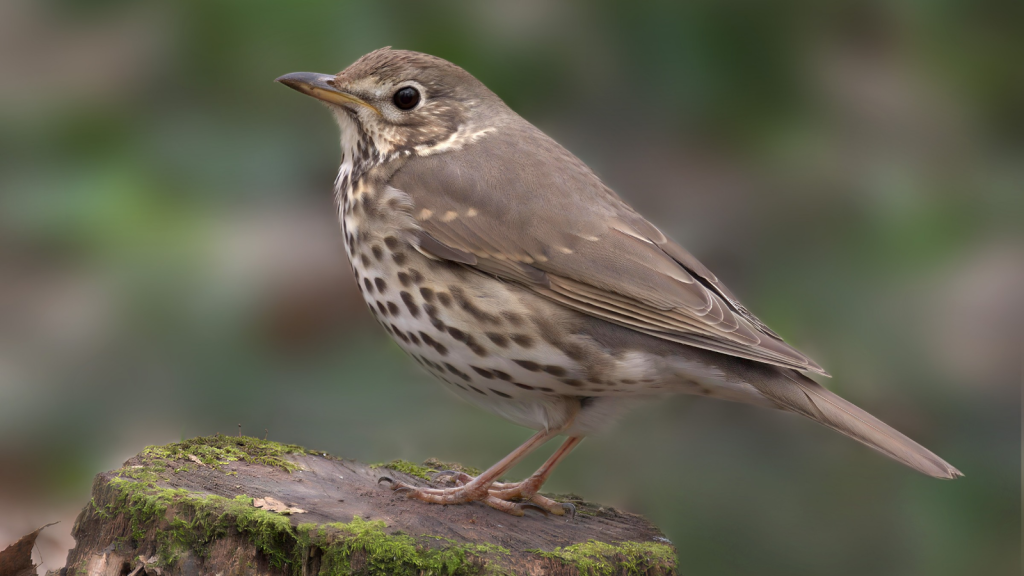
[49,435,676,576]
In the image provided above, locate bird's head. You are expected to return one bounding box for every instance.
[277,48,504,158]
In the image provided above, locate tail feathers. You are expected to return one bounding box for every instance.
[750,370,962,479]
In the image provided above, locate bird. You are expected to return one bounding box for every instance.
[275,48,961,517]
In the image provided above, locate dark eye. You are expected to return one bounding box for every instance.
[393,86,420,110]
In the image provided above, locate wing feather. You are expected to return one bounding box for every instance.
[392,121,828,375]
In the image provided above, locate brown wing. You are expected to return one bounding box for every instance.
[388,121,828,376]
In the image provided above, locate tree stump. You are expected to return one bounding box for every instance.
[53,435,677,575]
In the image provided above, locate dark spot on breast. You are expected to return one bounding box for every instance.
[443,363,470,381]
[562,345,587,362]
[423,303,439,318]
[621,379,636,384]
[447,326,466,341]
[364,278,374,293]
[470,366,494,379]
[542,365,567,377]
[392,252,407,266]
[537,386,554,392]
[468,385,487,395]
[436,292,452,308]
[492,370,512,381]
[391,325,409,343]
[419,332,448,356]
[400,291,420,317]
[562,379,584,387]
[430,317,446,332]
[502,312,524,327]
[465,336,488,357]
[451,287,501,324]
[374,278,388,293]
[419,287,435,302]
[376,301,388,316]
[397,272,411,287]
[490,389,512,398]
[360,254,371,267]
[510,334,534,348]
[387,301,400,316]
[371,245,383,261]
[513,360,541,372]
[409,269,424,284]
[408,332,420,345]
[512,382,535,390]
[485,333,509,347]
[384,236,400,250]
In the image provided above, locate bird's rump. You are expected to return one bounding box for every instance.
[388,120,828,376]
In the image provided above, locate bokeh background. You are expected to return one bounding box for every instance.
[1,1,1020,574]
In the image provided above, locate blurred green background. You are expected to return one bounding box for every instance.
[1,1,1020,574]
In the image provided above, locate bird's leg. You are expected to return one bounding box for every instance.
[430,436,583,517]
[488,436,582,516]
[378,427,561,508]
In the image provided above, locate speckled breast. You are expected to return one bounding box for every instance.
[337,170,609,428]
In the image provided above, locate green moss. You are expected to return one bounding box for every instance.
[297,517,509,576]
[141,434,317,472]
[420,458,482,477]
[370,458,482,482]
[85,436,672,576]
[369,459,437,481]
[528,539,676,576]
[106,478,296,567]
[101,476,510,575]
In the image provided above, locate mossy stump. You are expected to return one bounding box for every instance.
[55,435,677,575]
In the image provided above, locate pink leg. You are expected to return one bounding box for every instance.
[378,427,561,507]
[489,436,583,515]
[430,436,584,516]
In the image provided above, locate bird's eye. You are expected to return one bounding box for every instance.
[393,86,420,110]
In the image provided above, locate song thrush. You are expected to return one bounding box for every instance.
[276,48,961,517]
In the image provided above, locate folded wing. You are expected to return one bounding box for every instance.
[389,122,827,375]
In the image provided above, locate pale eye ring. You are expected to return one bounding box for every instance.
[393,86,420,110]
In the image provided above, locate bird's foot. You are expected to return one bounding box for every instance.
[378,475,493,506]
[415,471,575,518]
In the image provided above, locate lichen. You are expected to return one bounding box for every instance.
[529,539,677,576]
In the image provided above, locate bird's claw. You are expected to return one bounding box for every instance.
[560,502,577,521]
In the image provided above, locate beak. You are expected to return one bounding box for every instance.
[275,72,380,114]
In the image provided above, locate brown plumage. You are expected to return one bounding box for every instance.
[276,48,960,517]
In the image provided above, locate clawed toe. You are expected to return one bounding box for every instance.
[559,502,576,520]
